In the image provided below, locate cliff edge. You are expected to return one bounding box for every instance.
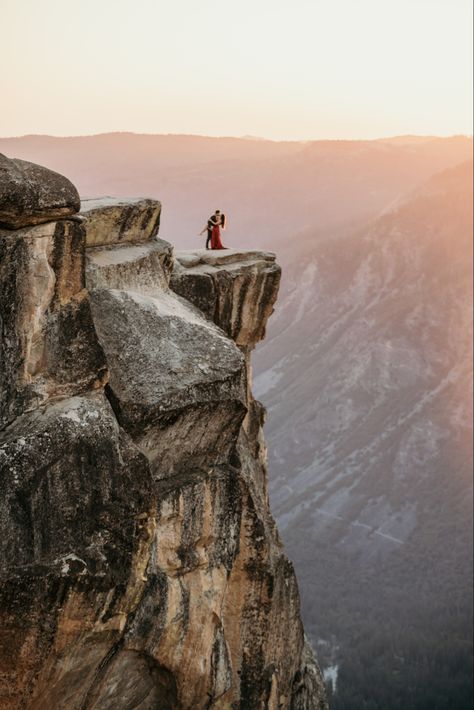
[0,156,327,709]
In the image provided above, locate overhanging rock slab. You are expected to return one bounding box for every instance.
[90,288,247,477]
[170,249,281,348]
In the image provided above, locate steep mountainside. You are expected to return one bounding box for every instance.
[254,162,473,707]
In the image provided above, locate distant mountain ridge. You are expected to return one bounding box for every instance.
[0,133,471,252]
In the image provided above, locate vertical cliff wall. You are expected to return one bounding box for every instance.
[0,159,327,709]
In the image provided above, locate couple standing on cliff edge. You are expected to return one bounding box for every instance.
[199,209,227,249]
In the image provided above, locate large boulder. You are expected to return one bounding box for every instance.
[89,288,247,477]
[81,197,162,247]
[0,392,153,574]
[0,154,80,229]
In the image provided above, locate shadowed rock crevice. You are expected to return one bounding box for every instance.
[85,650,179,710]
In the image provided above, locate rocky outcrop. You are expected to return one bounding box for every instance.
[80,197,162,247]
[0,154,80,229]
[171,250,281,348]
[0,392,152,573]
[0,220,107,430]
[90,288,247,478]
[85,238,173,292]
[0,165,327,710]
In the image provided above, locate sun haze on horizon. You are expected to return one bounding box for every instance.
[1,0,472,141]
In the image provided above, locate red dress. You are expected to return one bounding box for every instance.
[211,224,224,249]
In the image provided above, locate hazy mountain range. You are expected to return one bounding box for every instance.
[0,133,471,251]
[1,132,472,708]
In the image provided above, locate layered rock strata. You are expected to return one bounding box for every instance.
[0,187,327,709]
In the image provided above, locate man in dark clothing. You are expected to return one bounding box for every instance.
[205,215,214,249]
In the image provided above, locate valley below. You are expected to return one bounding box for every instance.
[254,161,473,708]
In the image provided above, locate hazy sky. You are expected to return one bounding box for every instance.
[1,0,472,140]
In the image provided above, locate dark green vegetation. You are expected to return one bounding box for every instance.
[293,484,473,710]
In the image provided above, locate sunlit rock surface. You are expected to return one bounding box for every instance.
[171,249,281,348]
[80,197,162,247]
[85,238,173,292]
[0,164,327,710]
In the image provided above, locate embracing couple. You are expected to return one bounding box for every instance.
[199,209,227,250]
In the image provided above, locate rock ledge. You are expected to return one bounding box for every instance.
[171,248,281,348]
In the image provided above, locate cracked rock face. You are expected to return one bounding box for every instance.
[0,392,153,574]
[0,164,326,710]
[0,220,107,430]
[80,197,162,247]
[0,392,156,709]
[90,288,247,477]
[170,249,281,348]
[0,154,80,229]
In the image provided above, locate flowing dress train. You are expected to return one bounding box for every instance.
[211,224,224,249]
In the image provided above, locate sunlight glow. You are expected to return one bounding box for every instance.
[1,0,472,139]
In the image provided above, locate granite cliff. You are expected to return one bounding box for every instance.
[0,156,327,709]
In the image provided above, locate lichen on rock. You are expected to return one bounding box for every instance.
[0,164,327,709]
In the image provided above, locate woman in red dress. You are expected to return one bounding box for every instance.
[199,210,227,249]
[211,217,224,249]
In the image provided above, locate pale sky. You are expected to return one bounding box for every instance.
[1,0,472,140]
